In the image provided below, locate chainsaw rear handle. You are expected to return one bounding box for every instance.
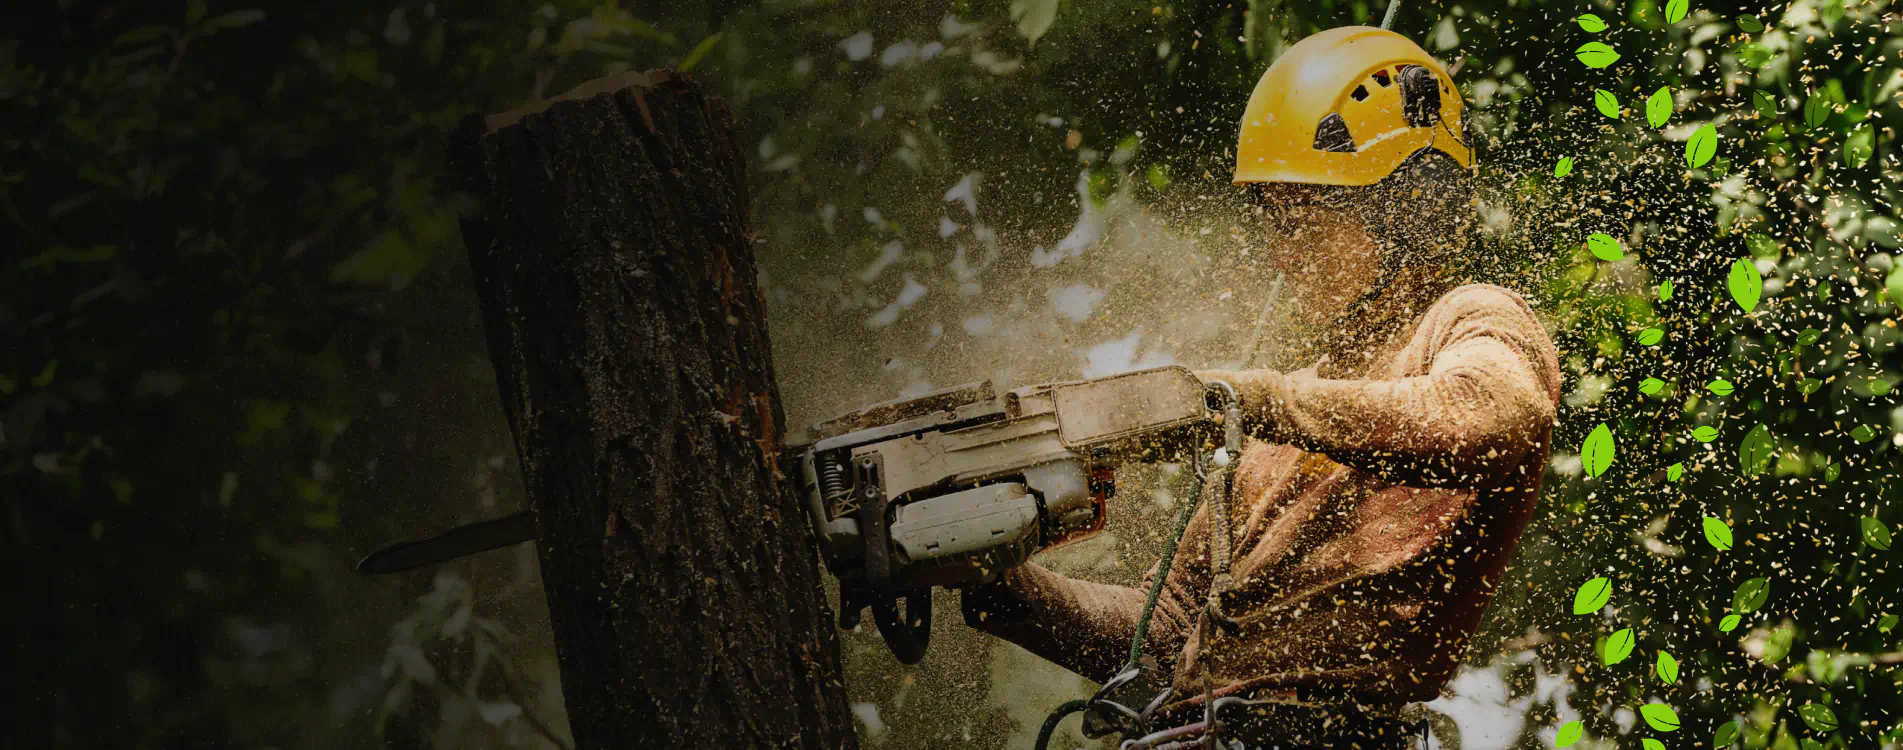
[872,589,933,665]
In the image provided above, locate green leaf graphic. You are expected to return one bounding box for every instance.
[1752,90,1778,118]
[1576,42,1621,68]
[1704,517,1733,551]
[1762,623,1795,663]
[1797,703,1838,733]
[1575,13,1608,32]
[1646,86,1673,127]
[1799,377,1823,395]
[1736,14,1763,32]
[1686,123,1718,167]
[1659,279,1673,300]
[1707,379,1735,396]
[1636,328,1664,345]
[1640,703,1680,732]
[1728,257,1761,311]
[1602,627,1635,665]
[1719,613,1741,632]
[1733,577,1769,613]
[1797,327,1822,345]
[1745,232,1779,259]
[1556,720,1584,747]
[1582,423,1616,477]
[1879,614,1898,633]
[1737,42,1773,67]
[1640,377,1665,395]
[1852,424,1879,443]
[1642,739,1665,750]
[1820,0,1844,24]
[1825,462,1842,482]
[1863,517,1893,550]
[1804,93,1832,127]
[1656,650,1679,683]
[1666,462,1684,481]
[1692,425,1720,442]
[1741,424,1774,477]
[1664,0,1689,23]
[1715,720,1742,746]
[1595,89,1621,119]
[1554,156,1574,178]
[1587,233,1623,261]
[1574,576,1612,614]
[1845,125,1875,168]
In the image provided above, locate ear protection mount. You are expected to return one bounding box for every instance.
[1397,64,1441,128]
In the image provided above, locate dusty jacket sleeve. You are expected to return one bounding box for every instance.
[1225,287,1557,487]
[962,499,1210,684]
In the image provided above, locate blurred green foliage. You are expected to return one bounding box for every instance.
[6,0,1901,748]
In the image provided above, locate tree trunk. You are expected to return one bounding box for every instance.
[450,69,857,750]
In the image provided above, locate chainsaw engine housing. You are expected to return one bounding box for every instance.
[793,366,1217,661]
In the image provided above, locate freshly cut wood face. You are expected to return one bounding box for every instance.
[482,68,677,135]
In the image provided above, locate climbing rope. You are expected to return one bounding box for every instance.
[1380,0,1404,29]
[1034,450,1209,750]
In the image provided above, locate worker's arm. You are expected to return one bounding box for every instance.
[1209,287,1557,487]
[960,500,1209,684]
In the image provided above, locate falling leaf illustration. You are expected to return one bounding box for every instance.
[1595,89,1621,119]
[1646,86,1672,127]
[1733,577,1769,613]
[1574,576,1612,614]
[1687,123,1718,167]
[1862,517,1892,551]
[1577,42,1621,68]
[1587,233,1623,261]
[1704,517,1733,551]
[1729,257,1761,312]
[1640,703,1680,732]
[1602,627,1635,665]
[1582,424,1615,477]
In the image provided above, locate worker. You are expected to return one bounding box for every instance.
[961,26,1562,748]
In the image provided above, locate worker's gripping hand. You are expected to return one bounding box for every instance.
[959,571,1034,630]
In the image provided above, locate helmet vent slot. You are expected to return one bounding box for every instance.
[1372,70,1392,87]
[1312,113,1357,153]
[1351,85,1370,102]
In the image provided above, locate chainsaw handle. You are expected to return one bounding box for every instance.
[873,588,933,664]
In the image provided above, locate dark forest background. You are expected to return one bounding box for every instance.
[5,0,1900,747]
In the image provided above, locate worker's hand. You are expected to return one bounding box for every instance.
[1193,369,1237,386]
[958,571,1033,630]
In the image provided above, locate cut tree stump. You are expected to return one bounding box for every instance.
[450,69,856,749]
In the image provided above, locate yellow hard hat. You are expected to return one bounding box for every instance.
[1232,26,1470,187]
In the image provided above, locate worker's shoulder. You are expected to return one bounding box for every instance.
[1419,284,1556,358]
[1426,283,1545,331]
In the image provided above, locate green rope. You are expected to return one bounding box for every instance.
[1036,452,1207,750]
[1125,453,1207,670]
[1034,699,1093,750]
[1380,0,1403,29]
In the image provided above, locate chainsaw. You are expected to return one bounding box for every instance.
[359,365,1231,664]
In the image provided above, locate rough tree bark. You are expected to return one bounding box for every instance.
[450,70,857,749]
